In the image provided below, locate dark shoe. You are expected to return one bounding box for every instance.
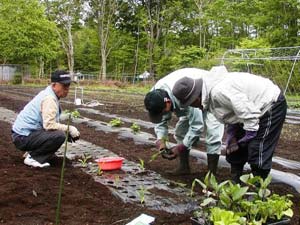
[230,163,244,184]
[251,164,270,180]
[207,154,219,176]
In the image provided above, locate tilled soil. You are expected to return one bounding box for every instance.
[0,86,299,225]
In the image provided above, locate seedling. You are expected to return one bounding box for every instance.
[78,153,92,167]
[130,122,140,134]
[71,110,80,118]
[97,167,103,176]
[149,136,171,162]
[109,118,123,127]
[114,175,120,187]
[138,158,145,171]
[63,109,80,119]
[170,180,187,188]
[137,185,148,204]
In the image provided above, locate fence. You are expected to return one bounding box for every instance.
[75,71,154,83]
[0,64,30,81]
[221,46,300,108]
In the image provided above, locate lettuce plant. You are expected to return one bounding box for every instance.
[191,173,294,225]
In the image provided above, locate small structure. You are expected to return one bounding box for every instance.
[137,71,151,80]
[0,64,30,82]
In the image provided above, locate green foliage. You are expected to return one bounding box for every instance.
[191,173,294,224]
[97,167,103,176]
[1,0,300,75]
[109,118,123,127]
[12,74,22,85]
[63,109,80,120]
[210,207,246,225]
[137,185,148,204]
[149,136,170,162]
[73,28,100,72]
[138,158,145,171]
[78,153,92,167]
[237,38,271,50]
[130,122,140,134]
[71,110,80,118]
[0,0,59,63]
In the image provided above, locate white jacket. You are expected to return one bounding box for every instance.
[202,66,281,131]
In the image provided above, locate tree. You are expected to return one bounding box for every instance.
[43,0,83,76]
[87,0,119,80]
[0,0,58,76]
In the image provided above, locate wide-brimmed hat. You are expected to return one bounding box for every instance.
[144,89,169,123]
[172,77,203,107]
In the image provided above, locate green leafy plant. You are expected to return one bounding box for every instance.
[130,122,140,134]
[149,136,170,162]
[191,173,294,225]
[78,153,92,167]
[210,207,246,225]
[71,110,80,118]
[109,118,123,127]
[138,158,145,171]
[137,185,148,204]
[97,167,103,176]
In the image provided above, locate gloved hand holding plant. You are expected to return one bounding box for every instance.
[68,125,80,143]
[162,144,188,160]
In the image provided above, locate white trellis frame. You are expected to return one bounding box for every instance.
[220,46,300,109]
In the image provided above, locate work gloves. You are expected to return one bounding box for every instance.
[156,140,188,160]
[163,144,188,160]
[238,130,257,144]
[68,126,80,142]
[225,124,239,154]
[156,139,166,151]
[225,124,257,155]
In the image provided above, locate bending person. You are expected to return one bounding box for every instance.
[144,68,224,175]
[172,66,287,182]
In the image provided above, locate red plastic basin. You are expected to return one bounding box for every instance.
[95,157,124,171]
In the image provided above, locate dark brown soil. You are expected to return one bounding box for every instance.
[0,86,299,225]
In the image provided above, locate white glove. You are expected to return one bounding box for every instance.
[69,125,80,138]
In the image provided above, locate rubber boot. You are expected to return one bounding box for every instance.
[251,164,270,180]
[207,154,219,176]
[230,164,244,184]
[168,150,190,175]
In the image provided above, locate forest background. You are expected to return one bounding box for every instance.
[0,0,299,81]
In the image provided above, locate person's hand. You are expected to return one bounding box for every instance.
[156,139,166,151]
[225,138,239,154]
[162,144,187,160]
[225,124,239,155]
[238,130,257,144]
[69,126,80,139]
